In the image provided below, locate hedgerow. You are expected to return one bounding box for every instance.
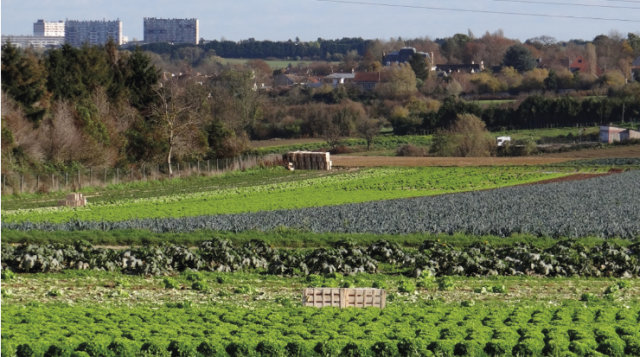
[4,170,638,238]
[3,305,640,357]
[2,238,639,278]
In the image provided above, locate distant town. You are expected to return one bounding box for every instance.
[1,17,199,49]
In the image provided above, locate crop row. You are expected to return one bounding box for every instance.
[1,167,565,224]
[3,304,640,357]
[563,158,640,166]
[3,170,639,238]
[3,239,638,277]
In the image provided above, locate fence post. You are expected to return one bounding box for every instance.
[177,162,180,177]
[207,160,210,173]
[216,159,219,171]
[197,161,200,174]
[20,174,24,193]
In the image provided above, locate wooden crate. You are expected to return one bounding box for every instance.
[302,288,386,309]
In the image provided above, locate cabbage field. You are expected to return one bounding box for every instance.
[4,169,639,239]
[3,164,639,357]
[1,167,569,224]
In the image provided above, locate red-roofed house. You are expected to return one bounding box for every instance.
[354,72,387,90]
[569,55,603,76]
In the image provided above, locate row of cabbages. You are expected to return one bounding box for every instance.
[2,239,639,278]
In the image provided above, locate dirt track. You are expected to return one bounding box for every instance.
[332,145,640,167]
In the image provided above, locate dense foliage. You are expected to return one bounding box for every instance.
[3,304,640,357]
[4,170,638,239]
[142,37,372,60]
[2,238,639,278]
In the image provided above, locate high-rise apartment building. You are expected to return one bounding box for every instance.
[34,20,65,37]
[65,19,122,47]
[144,18,199,45]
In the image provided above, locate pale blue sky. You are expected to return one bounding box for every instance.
[1,0,638,42]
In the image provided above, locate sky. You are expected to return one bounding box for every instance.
[1,0,638,43]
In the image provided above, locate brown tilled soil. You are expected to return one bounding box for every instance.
[332,145,640,167]
[543,145,640,158]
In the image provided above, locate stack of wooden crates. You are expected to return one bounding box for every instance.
[285,151,332,170]
[58,193,87,207]
[302,288,386,309]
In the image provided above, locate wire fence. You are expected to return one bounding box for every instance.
[1,154,284,196]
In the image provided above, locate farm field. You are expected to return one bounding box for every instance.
[3,237,640,356]
[4,302,640,357]
[0,168,338,211]
[3,160,640,357]
[1,166,572,225]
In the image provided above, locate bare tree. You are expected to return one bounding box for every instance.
[151,78,209,176]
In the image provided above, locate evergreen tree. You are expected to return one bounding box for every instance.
[502,44,536,73]
[408,53,429,81]
[544,69,559,91]
[124,46,161,111]
[1,42,48,122]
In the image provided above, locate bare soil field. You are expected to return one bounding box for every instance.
[543,144,640,158]
[333,145,640,167]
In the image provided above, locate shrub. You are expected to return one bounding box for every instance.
[163,278,180,289]
[372,281,387,290]
[396,144,427,157]
[215,276,228,284]
[196,342,218,357]
[581,293,598,302]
